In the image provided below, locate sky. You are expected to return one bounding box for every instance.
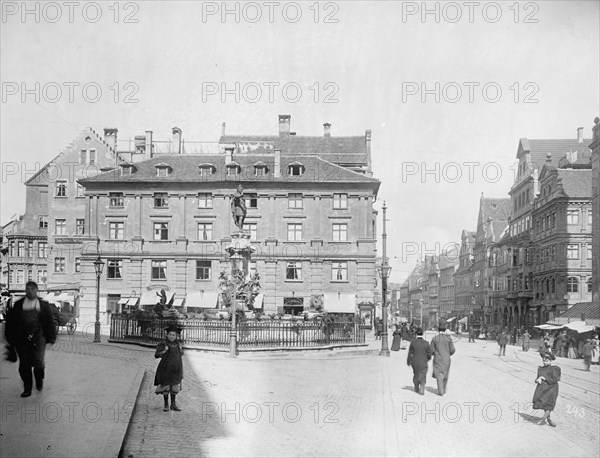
[1,0,599,283]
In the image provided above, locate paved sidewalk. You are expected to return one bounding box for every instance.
[0,335,144,458]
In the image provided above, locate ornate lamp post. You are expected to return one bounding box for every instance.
[93,256,105,343]
[377,201,391,357]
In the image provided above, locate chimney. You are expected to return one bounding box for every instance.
[577,127,584,143]
[278,115,291,136]
[274,149,281,178]
[145,130,153,158]
[221,122,226,137]
[103,128,118,152]
[172,127,182,154]
[365,129,373,176]
[323,122,331,137]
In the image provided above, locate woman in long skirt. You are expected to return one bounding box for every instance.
[532,352,561,427]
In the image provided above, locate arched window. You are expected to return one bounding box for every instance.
[588,278,593,293]
[198,163,216,176]
[288,162,305,176]
[566,277,578,293]
[551,278,555,293]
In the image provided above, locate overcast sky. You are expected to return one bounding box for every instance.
[1,0,598,283]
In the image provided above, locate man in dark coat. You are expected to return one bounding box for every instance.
[556,331,568,358]
[498,330,509,356]
[429,325,456,396]
[407,327,432,395]
[4,281,58,397]
[400,322,409,349]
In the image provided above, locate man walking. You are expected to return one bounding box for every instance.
[498,329,509,356]
[407,328,432,395]
[429,325,456,396]
[468,325,475,343]
[4,281,57,397]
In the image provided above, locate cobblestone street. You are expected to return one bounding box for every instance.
[119,336,599,458]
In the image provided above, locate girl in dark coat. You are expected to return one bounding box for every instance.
[532,352,561,427]
[154,325,184,411]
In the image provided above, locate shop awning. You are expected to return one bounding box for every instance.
[172,297,185,307]
[446,317,456,322]
[54,292,74,302]
[165,291,175,304]
[253,293,264,309]
[118,297,129,305]
[458,317,468,324]
[42,293,57,302]
[140,290,158,305]
[186,290,219,309]
[127,297,139,306]
[534,324,564,330]
[563,321,596,333]
[324,292,356,313]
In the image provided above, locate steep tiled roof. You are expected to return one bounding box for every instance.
[557,169,592,198]
[558,301,600,320]
[79,154,380,185]
[519,138,592,171]
[220,134,369,169]
[481,197,511,221]
[489,220,509,242]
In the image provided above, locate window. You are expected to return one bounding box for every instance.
[89,149,96,165]
[80,150,87,164]
[55,219,66,235]
[331,261,348,281]
[55,181,67,197]
[551,278,555,293]
[9,241,14,257]
[16,241,24,257]
[37,269,47,284]
[107,260,123,279]
[54,257,65,273]
[156,166,169,177]
[588,209,593,225]
[288,193,303,209]
[154,193,168,208]
[332,223,348,241]
[38,242,47,259]
[39,216,48,229]
[551,245,556,261]
[109,222,124,240]
[288,164,304,176]
[76,183,85,197]
[567,244,579,259]
[286,261,302,280]
[151,260,167,280]
[552,212,556,227]
[198,193,213,208]
[247,193,258,209]
[109,192,124,207]
[588,278,593,293]
[196,261,211,280]
[588,244,593,260]
[566,277,578,293]
[242,223,257,241]
[546,215,551,229]
[567,210,579,224]
[199,165,215,176]
[16,270,24,284]
[333,193,348,209]
[120,165,133,176]
[27,241,33,258]
[254,165,268,176]
[197,223,213,241]
[153,222,169,240]
[226,165,239,176]
[74,258,81,273]
[287,223,302,241]
[76,219,85,235]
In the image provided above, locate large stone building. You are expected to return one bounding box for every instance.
[531,152,593,322]
[453,230,476,317]
[438,247,459,320]
[77,116,380,324]
[592,117,600,304]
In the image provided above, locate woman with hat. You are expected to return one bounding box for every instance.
[154,324,184,412]
[532,352,561,427]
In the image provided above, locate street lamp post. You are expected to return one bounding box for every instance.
[377,202,391,357]
[93,256,105,343]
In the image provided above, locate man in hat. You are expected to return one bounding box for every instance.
[407,328,432,395]
[429,324,456,396]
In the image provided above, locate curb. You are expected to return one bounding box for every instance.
[102,366,146,458]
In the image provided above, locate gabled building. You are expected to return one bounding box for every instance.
[438,247,459,320]
[454,230,476,317]
[591,117,600,304]
[77,116,380,324]
[473,195,511,325]
[531,153,593,322]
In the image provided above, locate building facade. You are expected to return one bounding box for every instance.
[453,230,476,317]
[77,116,380,324]
[591,117,600,303]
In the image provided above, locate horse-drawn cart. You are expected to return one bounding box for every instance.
[52,302,77,335]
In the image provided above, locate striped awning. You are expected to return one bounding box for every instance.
[186,290,219,309]
[127,297,139,306]
[118,297,129,305]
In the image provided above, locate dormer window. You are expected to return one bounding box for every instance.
[155,163,171,177]
[254,162,269,176]
[198,163,216,176]
[120,164,135,176]
[226,162,241,176]
[288,162,305,176]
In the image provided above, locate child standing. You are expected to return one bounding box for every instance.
[154,324,184,412]
[532,352,561,427]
